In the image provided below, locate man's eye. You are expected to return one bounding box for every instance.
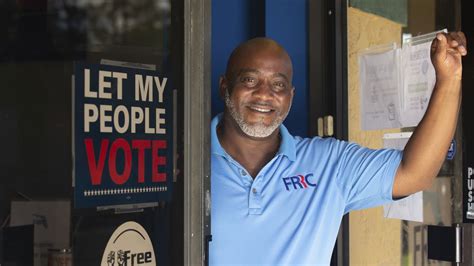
[273,81,287,90]
[241,77,256,86]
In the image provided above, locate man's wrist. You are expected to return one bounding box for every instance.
[435,78,462,94]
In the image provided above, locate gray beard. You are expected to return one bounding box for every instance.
[224,88,290,138]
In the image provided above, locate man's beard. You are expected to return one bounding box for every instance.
[224,88,290,138]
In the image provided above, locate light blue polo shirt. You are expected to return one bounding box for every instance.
[210,114,402,265]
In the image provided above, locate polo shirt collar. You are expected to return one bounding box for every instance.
[211,114,296,162]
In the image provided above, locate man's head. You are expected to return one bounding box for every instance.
[220,37,295,138]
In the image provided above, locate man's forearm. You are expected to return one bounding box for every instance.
[393,78,461,197]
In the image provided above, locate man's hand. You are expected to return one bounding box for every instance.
[431,31,467,82]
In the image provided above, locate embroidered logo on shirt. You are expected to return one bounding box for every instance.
[282,173,316,191]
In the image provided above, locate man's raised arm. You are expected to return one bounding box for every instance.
[393,31,467,198]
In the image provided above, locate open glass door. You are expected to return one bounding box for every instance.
[0,0,187,265]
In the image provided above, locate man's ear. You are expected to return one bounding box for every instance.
[219,76,228,99]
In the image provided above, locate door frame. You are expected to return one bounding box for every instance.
[183,0,212,265]
[309,0,349,265]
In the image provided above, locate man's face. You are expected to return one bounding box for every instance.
[222,47,294,138]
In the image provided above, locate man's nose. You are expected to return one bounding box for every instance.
[252,80,274,99]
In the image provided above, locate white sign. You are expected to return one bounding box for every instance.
[359,47,403,130]
[400,41,436,127]
[101,221,156,266]
[384,190,424,223]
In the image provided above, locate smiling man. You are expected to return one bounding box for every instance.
[210,34,466,265]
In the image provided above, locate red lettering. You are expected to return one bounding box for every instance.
[84,138,109,185]
[299,175,308,188]
[132,140,151,183]
[152,140,167,182]
[84,138,168,186]
[108,138,132,185]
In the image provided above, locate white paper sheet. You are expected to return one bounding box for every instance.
[359,47,402,130]
[382,132,423,222]
[400,41,436,127]
[384,191,423,222]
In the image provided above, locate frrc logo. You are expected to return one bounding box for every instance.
[282,174,316,191]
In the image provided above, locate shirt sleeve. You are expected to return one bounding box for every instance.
[335,141,403,213]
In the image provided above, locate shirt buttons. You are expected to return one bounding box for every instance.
[252,188,257,194]
[240,169,247,176]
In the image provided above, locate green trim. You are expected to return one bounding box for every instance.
[350,0,407,25]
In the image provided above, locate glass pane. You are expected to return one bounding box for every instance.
[0,0,183,265]
[402,1,458,265]
[348,0,459,265]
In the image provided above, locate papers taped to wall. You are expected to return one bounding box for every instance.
[359,29,447,130]
[359,43,402,130]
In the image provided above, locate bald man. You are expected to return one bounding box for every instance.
[210,34,467,264]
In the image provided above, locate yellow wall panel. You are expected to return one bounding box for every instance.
[348,7,403,265]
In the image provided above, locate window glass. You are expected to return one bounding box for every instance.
[0,1,183,265]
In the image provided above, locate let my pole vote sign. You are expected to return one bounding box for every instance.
[73,62,173,208]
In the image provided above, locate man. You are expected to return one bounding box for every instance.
[210,33,467,265]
